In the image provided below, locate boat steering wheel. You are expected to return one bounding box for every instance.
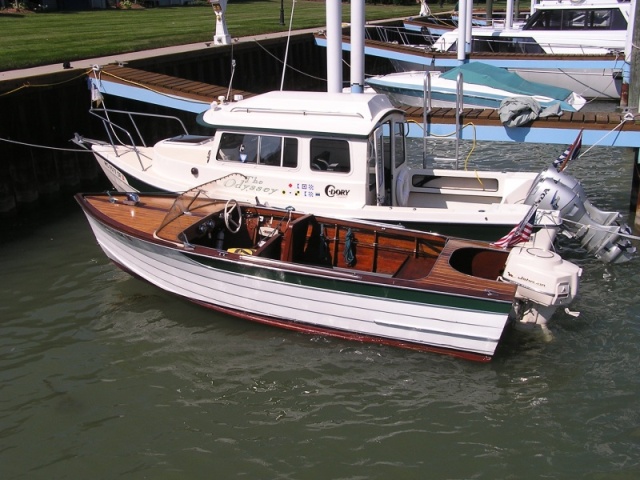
[224,199,242,234]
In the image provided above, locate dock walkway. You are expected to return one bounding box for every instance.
[91,65,640,148]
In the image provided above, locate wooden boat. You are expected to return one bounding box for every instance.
[76,182,582,361]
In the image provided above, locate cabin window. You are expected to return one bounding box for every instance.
[594,9,627,30]
[310,138,350,173]
[282,138,298,168]
[525,8,627,31]
[258,135,282,165]
[217,133,298,167]
[470,37,545,54]
[393,122,405,169]
[217,133,246,161]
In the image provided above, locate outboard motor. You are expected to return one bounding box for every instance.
[503,245,582,336]
[524,167,635,264]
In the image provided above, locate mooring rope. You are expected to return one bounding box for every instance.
[0,137,93,153]
[252,40,326,82]
[576,112,635,159]
[0,69,92,97]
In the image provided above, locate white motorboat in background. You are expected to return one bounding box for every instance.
[365,63,587,111]
[430,0,630,55]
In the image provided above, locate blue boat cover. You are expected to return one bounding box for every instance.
[440,63,573,101]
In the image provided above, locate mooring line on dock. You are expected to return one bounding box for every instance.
[579,113,636,158]
[0,69,92,97]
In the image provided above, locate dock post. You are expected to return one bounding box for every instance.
[210,0,231,46]
[625,0,640,113]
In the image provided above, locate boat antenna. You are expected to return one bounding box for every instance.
[280,0,297,91]
[226,56,236,101]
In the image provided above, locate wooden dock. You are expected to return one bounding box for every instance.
[93,65,640,145]
[93,65,255,110]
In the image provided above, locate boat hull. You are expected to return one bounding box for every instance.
[82,213,511,360]
[391,60,622,101]
[366,70,586,111]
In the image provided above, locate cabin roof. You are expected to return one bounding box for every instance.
[199,91,404,137]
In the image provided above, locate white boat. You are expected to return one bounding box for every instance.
[377,0,628,99]
[431,0,630,55]
[314,31,624,100]
[365,63,587,111]
[76,184,582,360]
[75,90,634,264]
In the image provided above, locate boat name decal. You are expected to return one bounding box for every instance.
[102,160,127,183]
[222,175,279,195]
[325,185,350,198]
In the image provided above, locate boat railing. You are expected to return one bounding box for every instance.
[364,24,436,47]
[420,71,462,169]
[454,71,463,170]
[89,107,190,170]
[421,71,431,168]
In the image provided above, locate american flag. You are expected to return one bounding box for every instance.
[552,129,583,172]
[492,208,537,249]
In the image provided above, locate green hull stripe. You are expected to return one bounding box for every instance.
[189,253,512,315]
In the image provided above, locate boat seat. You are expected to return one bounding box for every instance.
[312,151,330,171]
[393,256,437,280]
[303,222,332,266]
[253,233,282,259]
[218,148,238,161]
[280,214,316,263]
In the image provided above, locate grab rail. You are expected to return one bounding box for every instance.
[88,108,190,171]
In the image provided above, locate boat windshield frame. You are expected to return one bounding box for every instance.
[156,173,248,236]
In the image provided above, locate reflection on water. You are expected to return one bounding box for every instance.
[1,143,639,479]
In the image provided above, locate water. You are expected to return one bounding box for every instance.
[1,142,640,479]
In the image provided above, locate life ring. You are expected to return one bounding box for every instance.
[395,168,411,207]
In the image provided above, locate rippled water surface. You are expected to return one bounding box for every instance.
[1,141,639,479]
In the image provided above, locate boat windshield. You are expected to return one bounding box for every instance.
[524,7,627,31]
[156,173,246,236]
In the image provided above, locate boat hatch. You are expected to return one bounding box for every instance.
[449,247,508,280]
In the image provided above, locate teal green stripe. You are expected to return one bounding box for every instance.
[189,253,512,315]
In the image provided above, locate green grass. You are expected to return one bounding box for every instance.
[0,2,426,71]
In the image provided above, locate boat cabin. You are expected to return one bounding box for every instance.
[153,91,410,211]
[433,0,629,54]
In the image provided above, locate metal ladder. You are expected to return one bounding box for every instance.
[420,71,464,170]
